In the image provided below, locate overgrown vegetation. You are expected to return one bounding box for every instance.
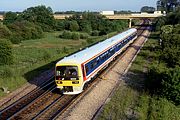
[98,33,180,120]
[0,39,13,65]
[98,3,180,118]
[146,8,180,105]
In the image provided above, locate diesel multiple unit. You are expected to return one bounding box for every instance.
[55,28,137,94]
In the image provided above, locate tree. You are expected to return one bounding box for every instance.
[0,39,13,65]
[3,12,17,25]
[159,25,180,67]
[79,21,92,33]
[8,20,43,43]
[0,24,12,39]
[18,5,56,31]
[55,20,65,31]
[141,6,155,13]
[69,21,79,31]
[157,0,180,12]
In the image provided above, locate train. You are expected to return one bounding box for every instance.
[55,28,137,94]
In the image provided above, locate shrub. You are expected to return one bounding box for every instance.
[80,21,92,33]
[91,30,99,36]
[69,21,79,31]
[161,67,180,105]
[3,12,17,25]
[80,33,89,39]
[9,33,22,44]
[99,30,107,36]
[7,21,43,43]
[71,32,80,40]
[0,39,13,65]
[62,46,69,53]
[60,30,72,39]
[86,38,94,44]
[55,20,65,31]
[0,24,12,39]
[146,63,180,105]
[0,66,16,78]
[42,50,51,62]
[146,63,167,92]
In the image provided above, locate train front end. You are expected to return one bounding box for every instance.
[55,63,84,95]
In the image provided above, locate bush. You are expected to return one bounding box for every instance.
[42,50,51,62]
[71,32,80,40]
[9,33,22,44]
[161,67,180,105]
[86,38,94,44]
[0,39,13,65]
[55,20,65,31]
[60,31,85,40]
[146,63,166,92]
[91,30,99,36]
[60,30,72,39]
[99,30,107,36]
[3,12,17,25]
[80,33,89,39]
[146,63,180,105]
[7,21,43,43]
[0,24,12,39]
[0,66,16,78]
[69,21,79,31]
[62,46,69,53]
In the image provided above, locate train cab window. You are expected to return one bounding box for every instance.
[56,66,78,80]
[85,66,89,73]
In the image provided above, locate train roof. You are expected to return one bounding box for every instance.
[56,28,137,65]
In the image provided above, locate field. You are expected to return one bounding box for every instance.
[97,32,180,120]
[0,31,117,97]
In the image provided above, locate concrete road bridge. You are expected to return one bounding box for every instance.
[54,13,163,28]
[0,13,163,28]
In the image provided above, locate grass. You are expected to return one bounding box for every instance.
[0,31,117,98]
[97,32,180,120]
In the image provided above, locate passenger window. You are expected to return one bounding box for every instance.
[91,63,94,69]
[97,58,100,64]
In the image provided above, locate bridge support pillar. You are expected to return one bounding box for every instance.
[129,19,132,28]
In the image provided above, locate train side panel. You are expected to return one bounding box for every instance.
[82,30,137,82]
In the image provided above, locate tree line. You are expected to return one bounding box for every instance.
[0,5,128,65]
[157,0,180,12]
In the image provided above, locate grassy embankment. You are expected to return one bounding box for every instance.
[0,31,117,97]
[97,32,180,120]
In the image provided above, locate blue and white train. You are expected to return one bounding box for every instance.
[55,28,137,94]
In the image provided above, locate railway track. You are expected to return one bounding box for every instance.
[0,26,148,120]
[0,73,54,110]
[55,26,150,119]
[33,26,149,120]
[0,79,56,120]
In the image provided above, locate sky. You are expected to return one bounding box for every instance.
[0,0,157,12]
